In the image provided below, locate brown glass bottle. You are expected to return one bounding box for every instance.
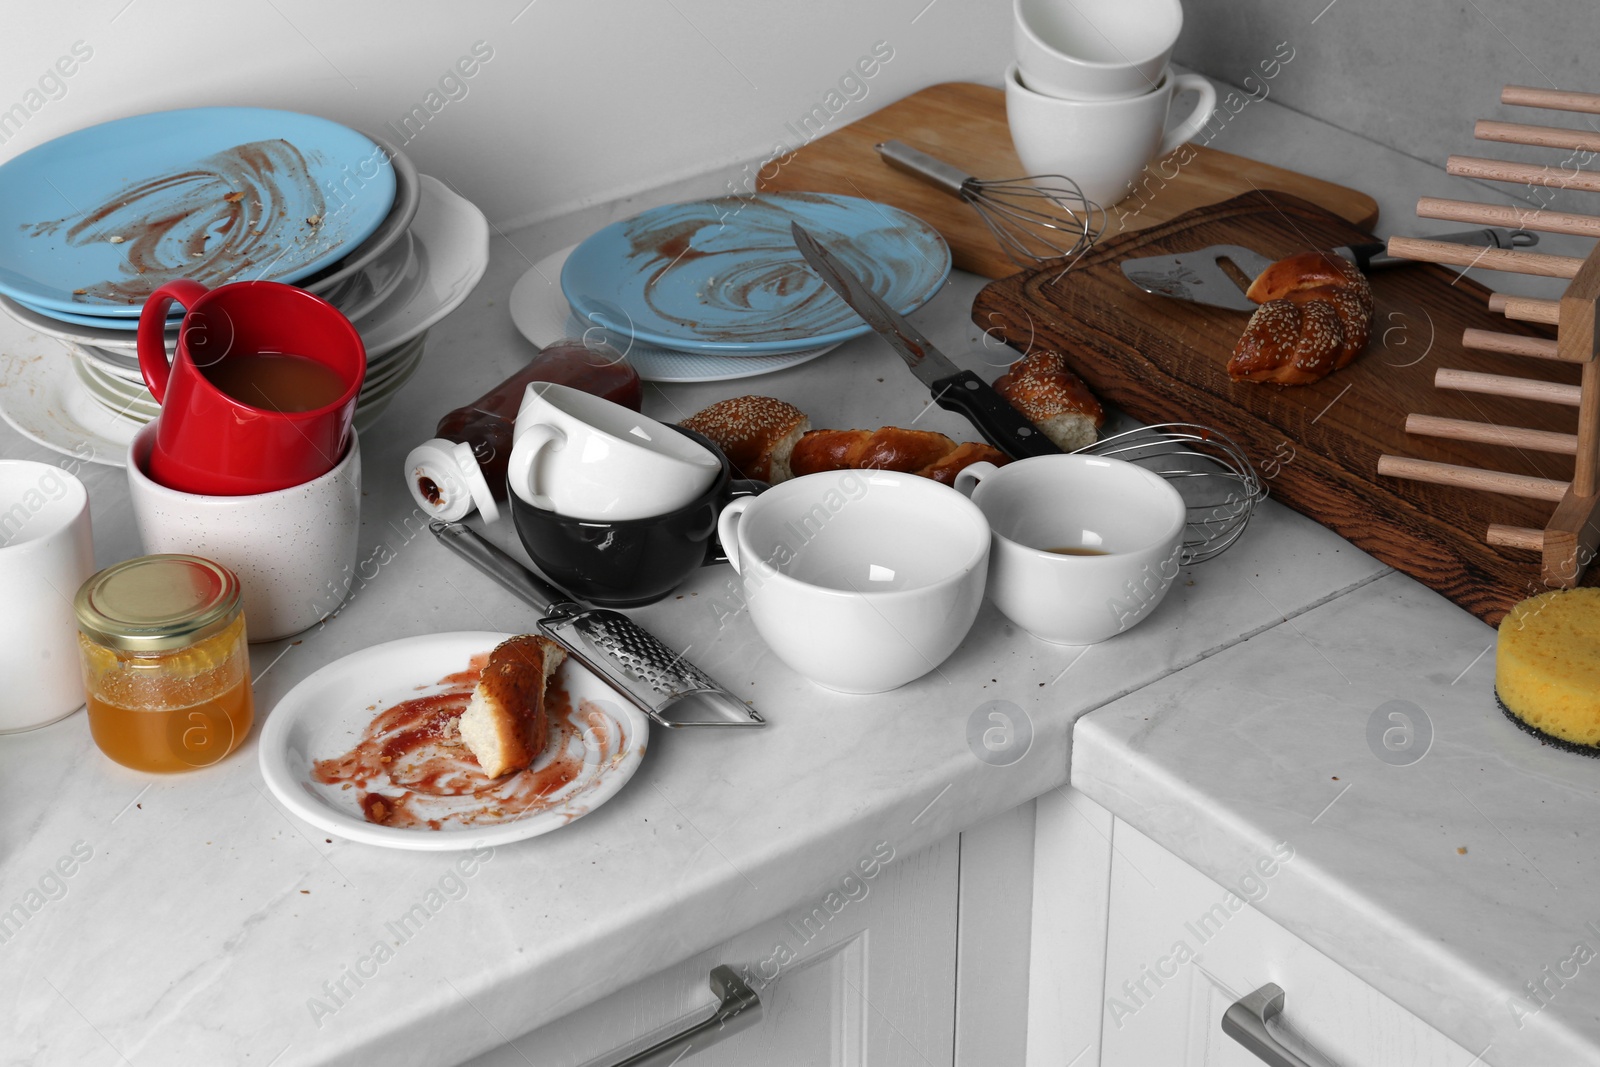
[423,339,642,507]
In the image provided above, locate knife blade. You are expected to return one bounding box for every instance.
[790,222,1061,461]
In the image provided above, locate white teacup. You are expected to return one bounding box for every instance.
[0,461,94,732]
[716,470,990,694]
[508,382,720,520]
[1014,0,1183,101]
[956,455,1186,645]
[128,424,361,642]
[1005,63,1216,206]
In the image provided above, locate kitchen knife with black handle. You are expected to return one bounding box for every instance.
[790,222,1062,461]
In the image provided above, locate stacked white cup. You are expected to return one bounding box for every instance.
[1008,0,1216,207]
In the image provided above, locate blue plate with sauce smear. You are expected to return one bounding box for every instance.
[0,107,395,317]
[560,192,951,356]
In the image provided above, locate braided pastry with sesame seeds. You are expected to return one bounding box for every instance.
[678,397,1010,485]
[991,349,1105,451]
[1228,252,1373,386]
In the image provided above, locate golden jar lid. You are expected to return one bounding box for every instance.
[75,554,242,652]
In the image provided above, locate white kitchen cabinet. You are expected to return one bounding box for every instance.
[457,834,960,1067]
[1097,818,1481,1067]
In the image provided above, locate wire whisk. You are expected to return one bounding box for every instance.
[877,140,1104,270]
[1073,422,1267,564]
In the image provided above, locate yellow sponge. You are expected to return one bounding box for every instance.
[1496,588,1600,754]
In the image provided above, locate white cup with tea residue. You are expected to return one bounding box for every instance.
[956,454,1186,644]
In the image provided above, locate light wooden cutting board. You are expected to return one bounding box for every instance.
[757,82,1379,279]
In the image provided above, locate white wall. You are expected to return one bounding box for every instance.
[1174,0,1596,195]
[2,0,1014,228]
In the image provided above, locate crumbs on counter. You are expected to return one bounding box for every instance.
[1458,846,1468,855]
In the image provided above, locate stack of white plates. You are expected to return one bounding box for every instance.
[0,123,489,465]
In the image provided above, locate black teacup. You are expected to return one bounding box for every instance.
[509,426,765,607]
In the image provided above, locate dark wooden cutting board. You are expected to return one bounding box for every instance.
[972,190,1593,625]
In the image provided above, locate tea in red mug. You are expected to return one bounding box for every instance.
[200,352,349,412]
[138,278,365,496]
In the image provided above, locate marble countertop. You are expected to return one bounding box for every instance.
[0,74,1580,1065]
[1072,573,1600,1067]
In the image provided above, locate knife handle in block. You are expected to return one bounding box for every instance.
[930,369,1063,460]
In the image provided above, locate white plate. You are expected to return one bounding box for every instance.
[258,631,649,851]
[0,344,141,465]
[352,175,489,356]
[327,229,414,324]
[0,292,174,352]
[6,327,431,467]
[510,244,837,383]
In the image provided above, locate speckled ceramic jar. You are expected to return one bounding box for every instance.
[126,423,361,641]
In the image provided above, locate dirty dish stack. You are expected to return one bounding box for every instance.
[0,107,490,465]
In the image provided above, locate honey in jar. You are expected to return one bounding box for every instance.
[74,555,254,773]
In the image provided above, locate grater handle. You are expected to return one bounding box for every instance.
[430,520,576,617]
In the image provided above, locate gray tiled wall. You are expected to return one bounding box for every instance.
[1175,0,1595,211]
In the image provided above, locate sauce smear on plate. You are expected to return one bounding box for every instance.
[312,655,627,830]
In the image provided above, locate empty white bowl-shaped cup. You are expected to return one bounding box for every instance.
[127,424,361,642]
[1014,0,1183,101]
[956,455,1186,644]
[508,382,721,520]
[1005,63,1216,207]
[0,460,94,732]
[716,470,991,694]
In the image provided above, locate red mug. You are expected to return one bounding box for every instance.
[138,279,366,496]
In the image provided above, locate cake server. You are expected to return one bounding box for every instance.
[790,221,1062,461]
[431,521,764,729]
[1120,227,1538,311]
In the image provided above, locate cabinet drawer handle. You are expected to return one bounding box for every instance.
[1221,983,1325,1067]
[610,965,762,1066]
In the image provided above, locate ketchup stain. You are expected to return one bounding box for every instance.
[28,139,328,305]
[313,655,629,830]
[619,196,914,342]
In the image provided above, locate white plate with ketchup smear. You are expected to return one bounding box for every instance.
[259,631,649,851]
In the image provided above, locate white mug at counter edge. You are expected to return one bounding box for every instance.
[0,460,93,732]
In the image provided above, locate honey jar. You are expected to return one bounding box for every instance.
[74,555,254,772]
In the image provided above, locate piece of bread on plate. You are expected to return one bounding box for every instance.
[458,634,567,778]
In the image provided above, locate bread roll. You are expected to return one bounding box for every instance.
[1230,252,1374,384]
[992,349,1104,451]
[789,428,1009,483]
[458,635,567,778]
[679,396,809,482]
